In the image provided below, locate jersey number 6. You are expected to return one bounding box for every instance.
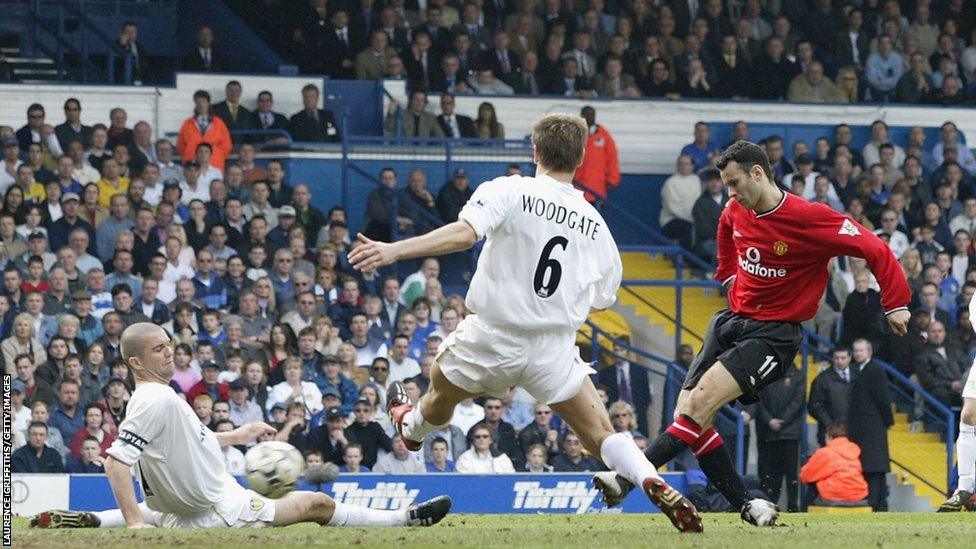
[534,236,569,298]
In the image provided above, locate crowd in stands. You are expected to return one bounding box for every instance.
[213,0,976,105]
[3,94,644,479]
[662,117,976,511]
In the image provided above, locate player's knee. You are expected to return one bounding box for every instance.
[681,390,718,426]
[962,403,976,427]
[311,492,335,519]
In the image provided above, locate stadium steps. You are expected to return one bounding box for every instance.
[616,251,726,349]
[617,251,945,510]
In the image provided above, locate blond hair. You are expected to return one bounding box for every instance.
[531,113,587,173]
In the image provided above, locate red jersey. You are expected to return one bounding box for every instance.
[715,192,910,323]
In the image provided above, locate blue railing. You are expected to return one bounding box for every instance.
[579,319,747,475]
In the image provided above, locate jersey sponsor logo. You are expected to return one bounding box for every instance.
[331,482,419,510]
[512,481,599,514]
[838,219,861,237]
[772,241,788,256]
[738,247,787,278]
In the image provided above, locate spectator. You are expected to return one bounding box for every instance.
[597,339,650,437]
[522,443,554,473]
[755,365,804,513]
[546,57,594,98]
[426,437,456,472]
[305,405,346,465]
[915,320,966,407]
[456,423,516,473]
[340,443,371,473]
[404,31,435,90]
[848,339,894,511]
[55,99,92,151]
[212,80,253,137]
[250,91,290,140]
[799,423,869,506]
[933,122,976,177]
[3,315,48,375]
[809,346,856,444]
[435,94,475,139]
[397,169,438,235]
[518,402,560,456]
[916,281,951,327]
[384,90,444,138]
[344,398,393,468]
[321,9,359,79]
[691,169,727,263]
[592,55,641,97]
[897,53,936,103]
[48,378,84,442]
[182,25,223,72]
[267,358,323,419]
[289,84,341,143]
[374,433,425,473]
[659,155,701,251]
[68,403,114,459]
[840,271,886,347]
[177,90,232,174]
[274,402,309,452]
[401,258,439,308]
[572,106,619,205]
[10,379,31,431]
[315,355,359,415]
[11,421,63,473]
[67,435,107,473]
[437,169,474,223]
[473,102,505,139]
[788,61,848,103]
[467,396,522,467]
[12,353,54,407]
[863,120,906,168]
[356,30,398,80]
[16,103,61,154]
[712,35,752,99]
[680,121,721,174]
[550,431,601,471]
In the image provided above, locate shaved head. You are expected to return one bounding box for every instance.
[121,323,174,382]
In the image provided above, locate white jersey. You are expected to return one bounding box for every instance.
[458,174,622,332]
[107,382,242,518]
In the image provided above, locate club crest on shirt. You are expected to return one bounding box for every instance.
[838,219,861,237]
[772,241,788,256]
[249,498,265,512]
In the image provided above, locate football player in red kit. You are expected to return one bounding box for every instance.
[594,140,911,526]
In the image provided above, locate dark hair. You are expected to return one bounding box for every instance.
[430,436,448,449]
[193,89,211,102]
[110,283,133,297]
[825,423,847,438]
[716,141,774,182]
[832,346,851,357]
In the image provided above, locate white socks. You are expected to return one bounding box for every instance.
[399,401,444,444]
[600,432,660,487]
[94,503,157,528]
[958,423,976,493]
[327,502,407,527]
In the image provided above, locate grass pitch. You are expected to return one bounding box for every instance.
[12,512,976,548]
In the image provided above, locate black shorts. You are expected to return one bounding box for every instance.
[682,309,802,404]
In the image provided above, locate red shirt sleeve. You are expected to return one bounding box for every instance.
[806,203,911,314]
[714,203,736,286]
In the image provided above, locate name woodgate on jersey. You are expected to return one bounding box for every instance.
[520,194,602,240]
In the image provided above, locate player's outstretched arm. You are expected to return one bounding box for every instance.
[104,455,153,529]
[215,421,277,447]
[349,221,478,271]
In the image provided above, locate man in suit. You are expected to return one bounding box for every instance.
[916,320,967,407]
[415,6,452,57]
[212,80,253,139]
[592,54,641,97]
[713,35,753,98]
[808,347,855,445]
[374,6,410,52]
[429,54,473,94]
[755,365,805,513]
[451,32,475,76]
[848,338,894,512]
[512,50,543,94]
[452,2,491,53]
[480,29,522,87]
[597,340,651,437]
[356,29,399,80]
[545,57,594,98]
[115,20,149,84]
[404,30,436,91]
[383,90,445,138]
[250,90,290,142]
[833,8,869,71]
[182,25,223,72]
[562,32,598,80]
[54,98,92,151]
[288,84,341,143]
[435,93,475,138]
[322,9,360,79]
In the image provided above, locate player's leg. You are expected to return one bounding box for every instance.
[551,376,702,533]
[939,395,976,511]
[30,502,159,529]
[271,491,451,527]
[390,355,479,450]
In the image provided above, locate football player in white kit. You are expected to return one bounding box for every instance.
[30,322,451,530]
[938,296,976,511]
[349,113,702,532]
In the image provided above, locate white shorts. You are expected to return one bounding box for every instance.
[437,315,595,404]
[155,479,276,528]
[964,360,976,400]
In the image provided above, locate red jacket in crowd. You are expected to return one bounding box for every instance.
[177,114,232,170]
[573,124,620,203]
[799,436,869,503]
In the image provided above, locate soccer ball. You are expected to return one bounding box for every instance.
[244,441,305,499]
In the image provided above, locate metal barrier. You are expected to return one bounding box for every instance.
[579,319,747,475]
